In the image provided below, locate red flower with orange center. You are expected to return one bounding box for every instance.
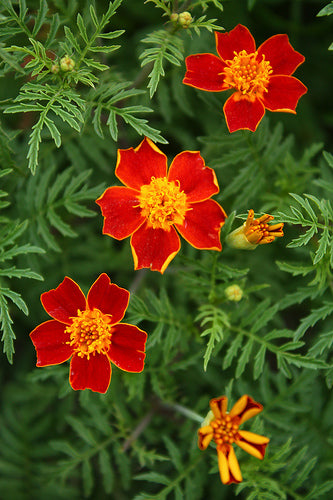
[96,137,227,274]
[198,394,269,485]
[30,274,147,393]
[183,24,307,132]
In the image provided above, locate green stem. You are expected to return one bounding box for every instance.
[163,401,204,423]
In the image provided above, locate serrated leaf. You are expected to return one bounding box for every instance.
[135,472,170,485]
[99,29,124,39]
[44,116,61,147]
[77,13,88,42]
[66,416,96,446]
[32,0,49,37]
[293,303,333,341]
[163,437,182,473]
[99,449,114,493]
[64,26,81,52]
[253,344,266,379]
[82,459,94,497]
[235,338,253,377]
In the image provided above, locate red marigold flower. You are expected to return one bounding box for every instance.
[30,273,147,394]
[96,137,227,274]
[226,209,284,249]
[183,24,307,132]
[198,394,269,485]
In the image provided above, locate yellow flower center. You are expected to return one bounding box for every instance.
[138,176,188,231]
[224,50,272,98]
[211,415,239,445]
[66,308,112,359]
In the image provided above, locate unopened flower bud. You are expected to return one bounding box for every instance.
[226,209,284,250]
[60,55,75,72]
[178,11,192,28]
[225,285,243,302]
[170,13,178,23]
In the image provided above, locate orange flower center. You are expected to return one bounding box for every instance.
[65,308,112,359]
[138,176,188,230]
[211,415,239,445]
[224,50,272,98]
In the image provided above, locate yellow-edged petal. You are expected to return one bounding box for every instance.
[238,430,270,445]
[227,445,243,483]
[229,395,248,418]
[217,447,230,485]
[229,395,263,424]
[198,425,214,450]
[236,438,266,460]
[210,395,228,419]
[199,432,214,450]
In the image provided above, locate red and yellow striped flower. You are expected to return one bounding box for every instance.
[96,138,226,274]
[198,394,269,485]
[183,24,307,133]
[30,274,147,394]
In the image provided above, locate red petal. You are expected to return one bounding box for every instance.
[115,137,167,190]
[223,93,265,132]
[261,75,307,112]
[130,222,181,274]
[96,186,144,240]
[168,151,219,202]
[215,25,256,62]
[258,34,305,76]
[111,323,147,351]
[183,54,228,92]
[176,200,226,250]
[107,323,147,372]
[87,273,130,325]
[30,320,73,366]
[41,277,86,324]
[69,353,111,393]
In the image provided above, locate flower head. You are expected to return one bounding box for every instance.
[198,394,269,485]
[225,284,243,302]
[226,209,284,250]
[60,55,75,72]
[30,274,147,393]
[178,12,192,28]
[183,24,307,132]
[96,138,227,274]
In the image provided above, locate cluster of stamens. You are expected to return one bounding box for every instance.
[138,176,188,231]
[211,415,239,446]
[66,308,112,359]
[244,210,284,245]
[224,50,272,98]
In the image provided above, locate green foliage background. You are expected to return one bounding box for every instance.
[0,0,332,498]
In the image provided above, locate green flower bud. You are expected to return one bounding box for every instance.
[225,285,243,302]
[178,11,192,28]
[60,55,75,72]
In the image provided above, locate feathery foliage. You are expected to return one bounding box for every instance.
[0,0,332,499]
